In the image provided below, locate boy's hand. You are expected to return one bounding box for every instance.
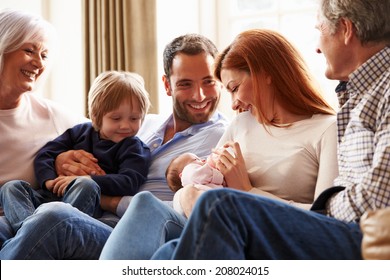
[50,176,78,197]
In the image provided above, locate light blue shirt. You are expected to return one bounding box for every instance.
[116,112,229,216]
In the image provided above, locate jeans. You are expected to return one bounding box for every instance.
[0,216,13,248]
[100,191,187,259]
[0,178,101,232]
[0,202,112,259]
[153,189,363,260]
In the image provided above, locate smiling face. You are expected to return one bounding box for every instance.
[0,42,48,98]
[99,98,143,143]
[221,68,274,123]
[315,15,352,81]
[221,69,254,112]
[163,52,221,129]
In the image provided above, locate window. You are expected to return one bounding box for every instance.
[0,0,84,116]
[215,0,339,117]
[156,0,338,118]
[3,0,338,118]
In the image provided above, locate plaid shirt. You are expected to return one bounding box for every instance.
[327,46,390,222]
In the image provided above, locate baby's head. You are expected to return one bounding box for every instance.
[166,153,204,192]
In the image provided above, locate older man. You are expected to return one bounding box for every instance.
[158,0,390,259]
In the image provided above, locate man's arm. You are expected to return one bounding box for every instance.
[55,150,105,176]
[100,195,122,214]
[180,184,206,218]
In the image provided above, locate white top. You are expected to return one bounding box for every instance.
[116,112,229,217]
[0,93,85,188]
[217,111,338,206]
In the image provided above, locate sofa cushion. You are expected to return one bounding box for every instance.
[360,208,390,260]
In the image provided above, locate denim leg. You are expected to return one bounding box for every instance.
[100,191,187,260]
[98,211,120,228]
[0,216,13,248]
[0,180,46,232]
[151,238,180,259]
[0,202,112,259]
[170,189,363,260]
[62,177,101,217]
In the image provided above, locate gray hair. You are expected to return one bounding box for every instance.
[0,9,55,73]
[319,0,390,44]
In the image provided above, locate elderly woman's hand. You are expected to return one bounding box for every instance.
[55,150,105,176]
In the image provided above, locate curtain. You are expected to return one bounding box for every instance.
[83,0,158,114]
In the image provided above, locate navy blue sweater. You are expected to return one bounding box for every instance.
[34,122,151,196]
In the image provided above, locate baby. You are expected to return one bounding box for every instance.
[166,147,234,216]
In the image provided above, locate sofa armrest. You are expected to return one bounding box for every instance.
[360,208,390,260]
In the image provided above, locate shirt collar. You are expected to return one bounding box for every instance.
[337,46,390,107]
[348,46,390,94]
[160,111,224,137]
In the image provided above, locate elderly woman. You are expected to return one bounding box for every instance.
[0,9,86,244]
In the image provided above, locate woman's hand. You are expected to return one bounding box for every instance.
[180,184,206,218]
[55,150,105,176]
[214,142,253,192]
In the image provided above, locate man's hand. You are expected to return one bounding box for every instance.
[180,184,206,218]
[55,150,105,176]
[100,195,122,214]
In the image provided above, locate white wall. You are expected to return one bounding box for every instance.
[2,0,336,119]
[156,0,235,119]
[45,0,84,116]
[0,0,85,116]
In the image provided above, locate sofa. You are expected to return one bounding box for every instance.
[360,208,390,259]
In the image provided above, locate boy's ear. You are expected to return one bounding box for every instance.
[179,172,183,178]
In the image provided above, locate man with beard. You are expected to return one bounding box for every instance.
[0,34,229,259]
[56,34,229,222]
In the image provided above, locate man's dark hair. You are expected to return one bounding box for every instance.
[163,34,218,79]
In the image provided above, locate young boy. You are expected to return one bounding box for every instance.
[0,71,151,232]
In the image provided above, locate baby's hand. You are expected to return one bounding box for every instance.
[208,147,235,168]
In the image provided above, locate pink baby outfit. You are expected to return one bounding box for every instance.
[173,162,224,216]
[181,162,224,189]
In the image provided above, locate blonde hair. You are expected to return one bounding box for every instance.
[88,71,151,131]
[215,29,335,127]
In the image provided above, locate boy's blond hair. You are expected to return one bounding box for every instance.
[88,71,151,131]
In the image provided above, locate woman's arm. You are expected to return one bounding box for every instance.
[313,121,339,200]
[217,141,314,210]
